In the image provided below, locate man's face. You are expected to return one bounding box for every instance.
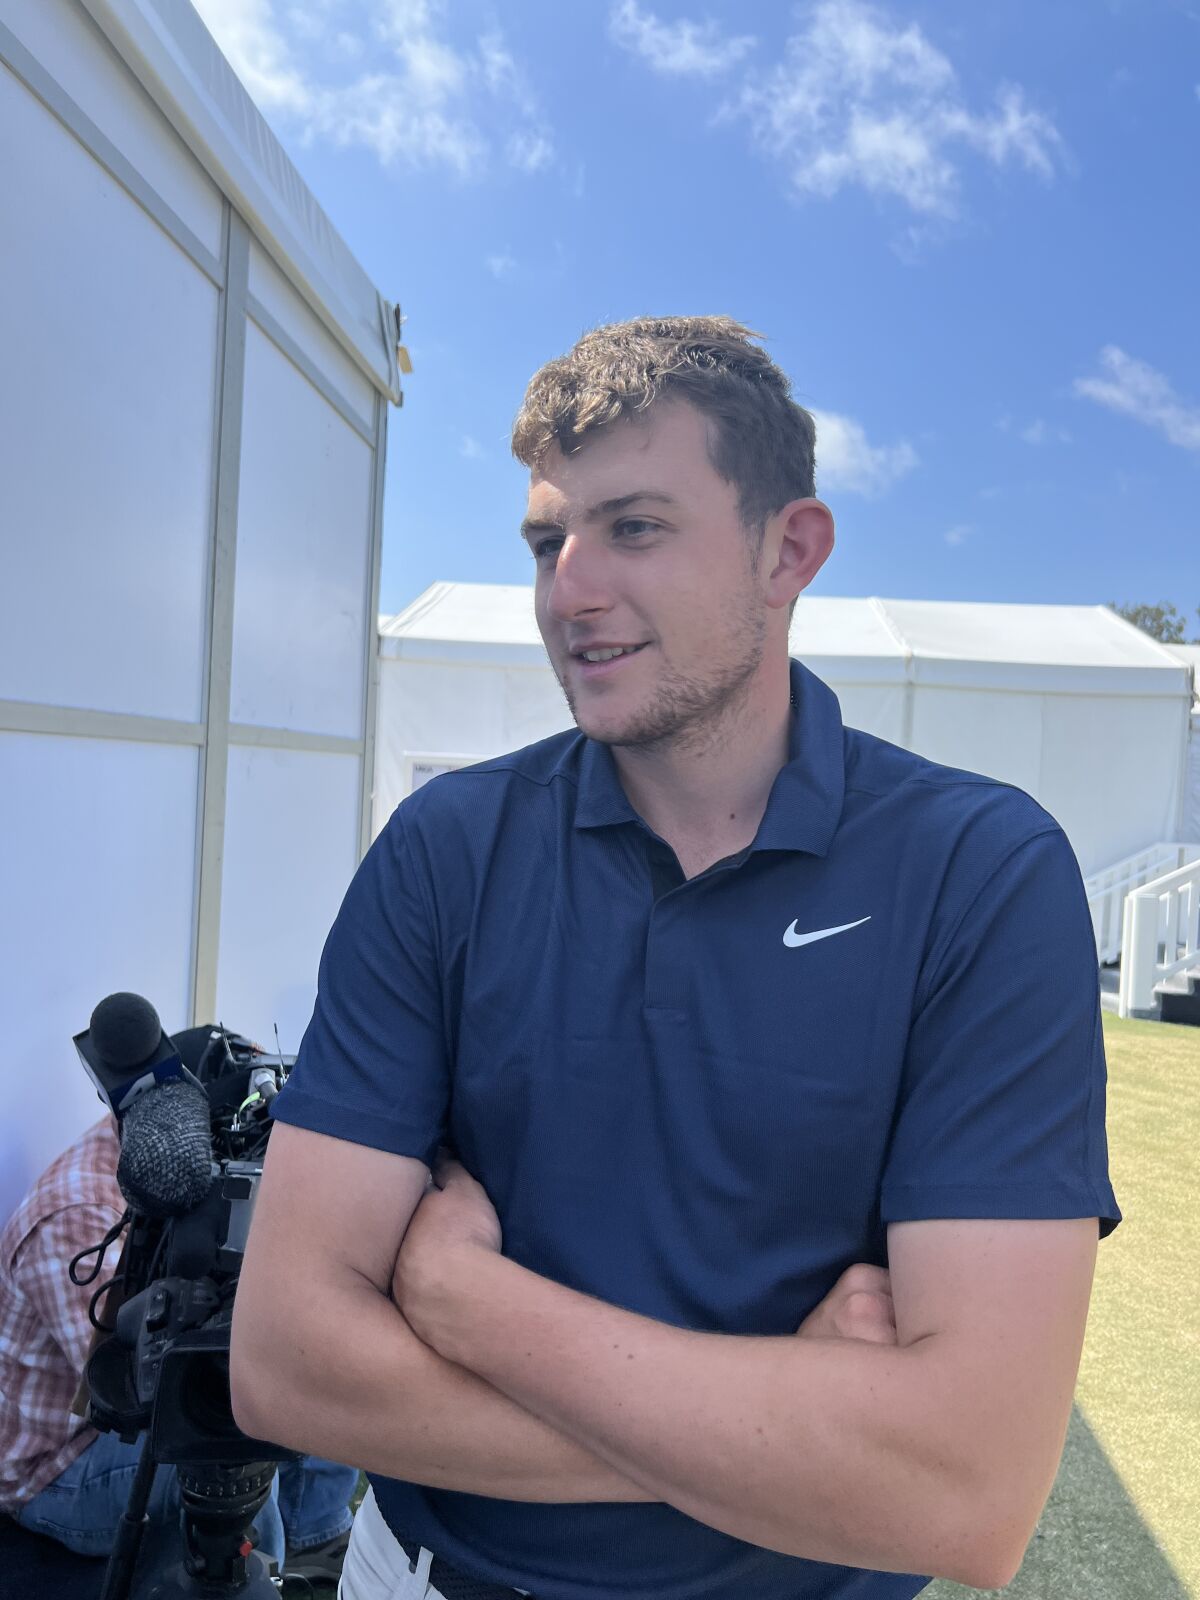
[522,401,770,749]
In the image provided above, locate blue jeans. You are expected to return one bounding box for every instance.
[16,1430,357,1570]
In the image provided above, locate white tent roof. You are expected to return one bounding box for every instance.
[380,584,1189,697]
[82,0,401,399]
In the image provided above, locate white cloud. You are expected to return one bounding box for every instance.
[191,0,551,176]
[609,0,754,77]
[944,523,970,546]
[460,435,484,459]
[193,0,312,113]
[812,409,918,496]
[507,131,555,172]
[1017,419,1071,445]
[729,0,1062,216]
[1074,346,1200,452]
[486,251,516,278]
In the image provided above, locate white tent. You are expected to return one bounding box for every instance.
[1167,645,1200,842]
[1,0,397,1217]
[376,586,1194,879]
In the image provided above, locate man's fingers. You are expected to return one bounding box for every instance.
[432,1154,470,1189]
[837,1289,896,1344]
[835,1262,891,1297]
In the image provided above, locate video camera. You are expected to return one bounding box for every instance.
[73,993,296,1600]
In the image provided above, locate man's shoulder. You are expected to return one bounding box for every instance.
[842,723,1062,859]
[371,728,586,877]
[394,729,584,824]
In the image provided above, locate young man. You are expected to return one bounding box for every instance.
[231,317,1119,1600]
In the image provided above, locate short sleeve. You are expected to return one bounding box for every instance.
[881,825,1121,1237]
[271,809,449,1166]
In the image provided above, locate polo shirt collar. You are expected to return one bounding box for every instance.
[570,658,846,859]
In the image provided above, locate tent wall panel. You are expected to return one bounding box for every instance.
[1185,714,1200,842]
[229,325,373,737]
[0,733,199,1221]
[248,243,376,431]
[0,0,395,1224]
[809,680,908,750]
[215,746,361,1052]
[1038,695,1187,877]
[908,687,1044,796]
[503,669,576,748]
[371,660,574,834]
[2,0,223,255]
[0,61,217,721]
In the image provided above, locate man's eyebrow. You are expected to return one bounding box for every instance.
[519,491,678,541]
[519,515,563,542]
[589,491,679,517]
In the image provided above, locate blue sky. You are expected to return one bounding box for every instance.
[194,0,1200,629]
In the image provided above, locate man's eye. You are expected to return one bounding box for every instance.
[615,519,656,538]
[532,539,562,561]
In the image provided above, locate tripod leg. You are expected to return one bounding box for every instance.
[100,1437,159,1600]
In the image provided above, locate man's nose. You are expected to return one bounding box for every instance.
[544,533,612,623]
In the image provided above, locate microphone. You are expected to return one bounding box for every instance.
[75,993,194,1116]
[76,992,215,1217]
[116,1078,215,1219]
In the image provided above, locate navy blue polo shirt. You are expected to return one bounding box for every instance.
[273,658,1120,1600]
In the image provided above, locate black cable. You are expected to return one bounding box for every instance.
[70,1210,130,1286]
[88,1271,126,1333]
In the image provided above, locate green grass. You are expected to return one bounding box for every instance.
[926,1013,1200,1599]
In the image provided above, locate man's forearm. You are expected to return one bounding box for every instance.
[231,1272,654,1503]
[418,1252,987,1583]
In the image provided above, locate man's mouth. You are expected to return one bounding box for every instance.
[571,642,650,677]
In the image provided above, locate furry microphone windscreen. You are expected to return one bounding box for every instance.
[117,1080,215,1218]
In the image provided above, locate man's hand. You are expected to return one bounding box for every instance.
[796,1263,896,1346]
[392,1155,501,1351]
[393,1153,895,1361]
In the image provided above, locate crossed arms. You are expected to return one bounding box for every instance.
[230,1123,1097,1590]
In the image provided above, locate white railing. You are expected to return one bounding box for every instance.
[1084,842,1200,965]
[1118,858,1200,1016]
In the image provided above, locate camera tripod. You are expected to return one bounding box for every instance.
[100,1438,279,1600]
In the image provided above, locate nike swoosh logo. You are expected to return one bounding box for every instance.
[783,916,872,948]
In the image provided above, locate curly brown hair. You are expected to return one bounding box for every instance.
[511,315,817,537]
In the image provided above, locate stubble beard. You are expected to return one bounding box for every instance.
[559,580,768,756]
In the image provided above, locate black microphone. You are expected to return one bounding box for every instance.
[116,1078,215,1219]
[75,993,194,1117]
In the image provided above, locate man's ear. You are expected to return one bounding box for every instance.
[764,498,835,610]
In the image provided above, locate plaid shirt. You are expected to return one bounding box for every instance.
[0,1116,124,1510]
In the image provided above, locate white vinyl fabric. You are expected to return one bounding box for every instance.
[216,747,363,1053]
[78,0,400,398]
[0,734,199,1225]
[0,52,218,721]
[374,586,1194,880]
[0,0,392,1217]
[230,322,374,736]
[1168,647,1200,841]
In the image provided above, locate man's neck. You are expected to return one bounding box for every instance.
[610,667,794,852]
